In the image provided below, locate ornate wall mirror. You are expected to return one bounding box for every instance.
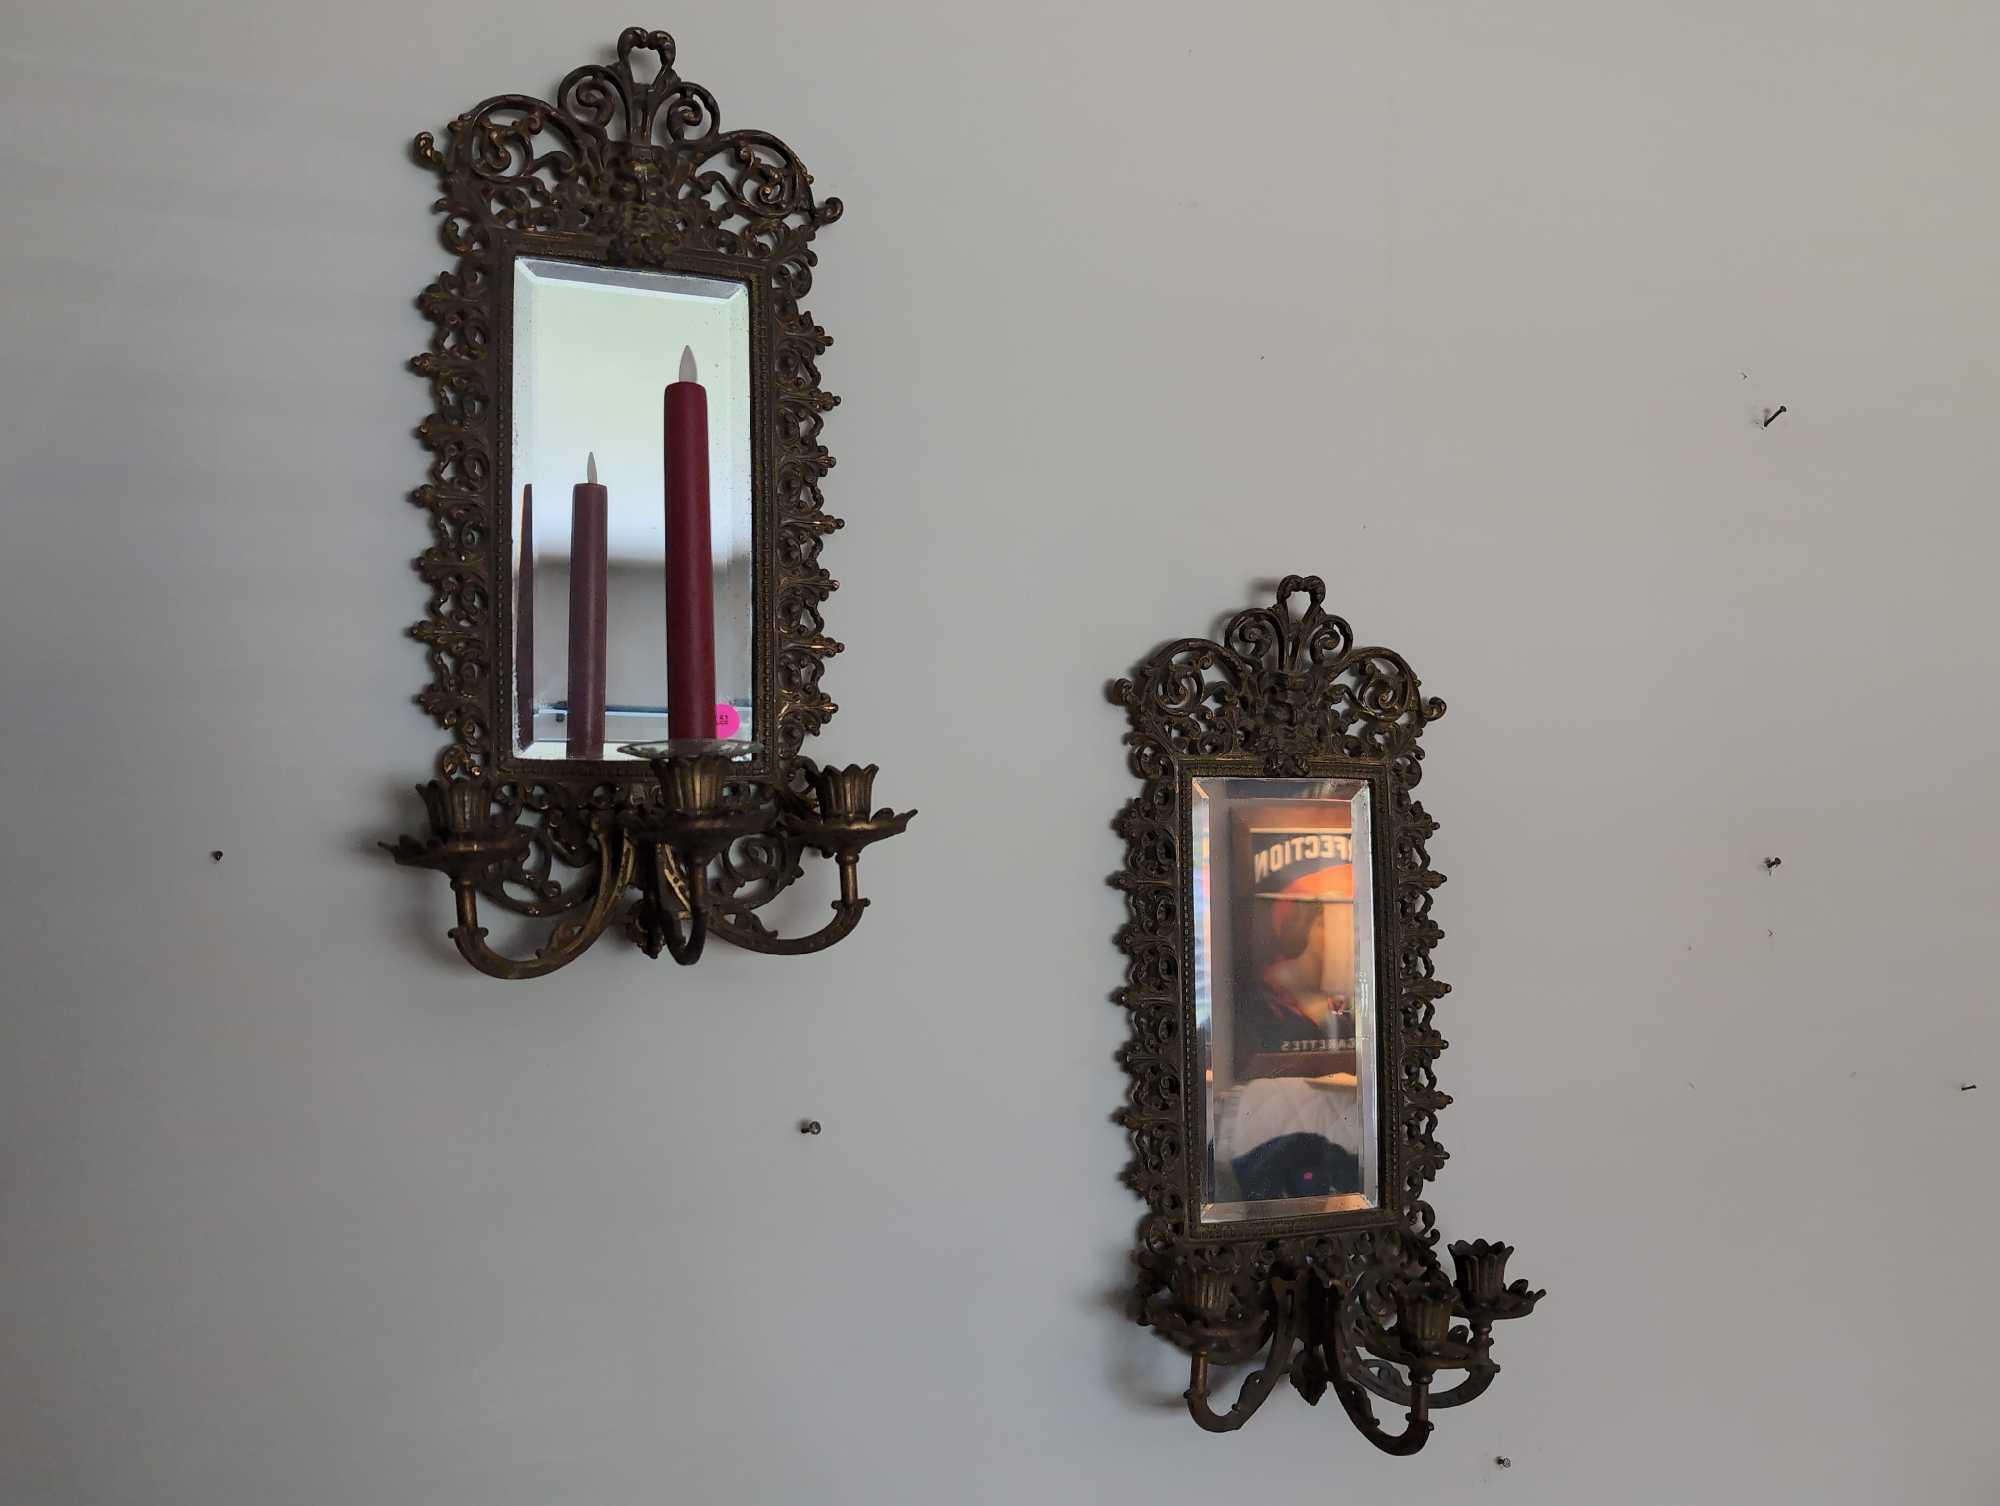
[387,27,912,976]
[1111,577,1540,1447]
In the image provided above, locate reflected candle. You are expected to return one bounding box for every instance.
[516,484,535,750]
[566,453,608,759]
[664,345,716,741]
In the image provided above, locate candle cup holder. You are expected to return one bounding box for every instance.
[1144,1264,1270,1364]
[383,780,632,980]
[1447,1239,1545,1325]
[384,779,534,883]
[706,760,918,957]
[784,764,918,869]
[619,741,769,862]
[1140,1262,1306,1435]
[1379,1276,1473,1370]
[619,745,776,966]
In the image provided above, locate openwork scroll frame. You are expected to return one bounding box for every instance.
[1109,576,1540,1445]
[389,28,911,972]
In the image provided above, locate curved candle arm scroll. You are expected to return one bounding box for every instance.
[1347,1329,1498,1411]
[1139,1258,1527,1454]
[708,900,868,956]
[476,810,607,918]
[1184,1284,1301,1434]
[1312,1281,1436,1457]
[446,829,637,980]
[1329,1357,1434,1456]
[625,840,709,966]
[1284,1255,1534,1453]
[706,789,916,953]
[708,848,874,955]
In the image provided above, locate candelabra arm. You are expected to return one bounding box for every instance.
[659,846,706,966]
[626,840,708,966]
[1326,1311,1435,1456]
[708,854,871,956]
[447,829,635,980]
[708,901,869,955]
[1426,1363,1497,1410]
[1185,1282,1299,1434]
[1347,1331,1498,1411]
[1332,1368,1432,1456]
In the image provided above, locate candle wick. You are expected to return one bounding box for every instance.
[679,345,697,384]
[587,451,598,485]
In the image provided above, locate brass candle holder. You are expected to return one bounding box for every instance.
[387,744,913,977]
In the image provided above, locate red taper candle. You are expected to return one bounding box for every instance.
[566,453,608,759]
[515,483,535,750]
[664,345,717,741]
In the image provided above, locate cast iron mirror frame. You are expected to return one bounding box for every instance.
[388,28,911,976]
[1110,576,1540,1447]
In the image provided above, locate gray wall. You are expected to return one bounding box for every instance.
[2,2,1995,1503]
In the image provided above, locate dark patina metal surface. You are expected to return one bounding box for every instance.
[389,29,909,975]
[1110,576,1540,1445]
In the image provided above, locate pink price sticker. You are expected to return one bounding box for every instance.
[714,702,741,738]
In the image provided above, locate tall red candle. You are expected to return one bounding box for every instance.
[664,346,717,741]
[515,483,535,751]
[566,454,608,760]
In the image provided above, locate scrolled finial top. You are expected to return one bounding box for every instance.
[615,26,677,73]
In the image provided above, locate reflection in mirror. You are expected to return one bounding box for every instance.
[1192,776,1377,1223]
[510,258,753,759]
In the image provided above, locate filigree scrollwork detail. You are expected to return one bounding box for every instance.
[391,756,913,975]
[411,29,841,268]
[1113,574,1445,780]
[1110,578,1538,1447]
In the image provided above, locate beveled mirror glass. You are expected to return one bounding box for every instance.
[1192,775,1378,1221]
[510,259,753,758]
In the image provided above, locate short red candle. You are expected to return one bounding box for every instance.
[515,484,535,751]
[664,347,717,741]
[566,456,608,759]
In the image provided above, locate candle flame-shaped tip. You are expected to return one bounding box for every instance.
[586,451,598,485]
[679,345,698,384]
